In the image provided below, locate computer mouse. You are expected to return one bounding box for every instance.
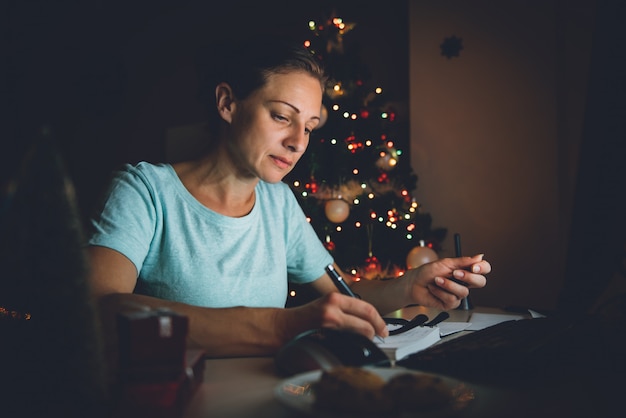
[274,328,391,376]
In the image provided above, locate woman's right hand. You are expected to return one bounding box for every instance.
[281,292,389,342]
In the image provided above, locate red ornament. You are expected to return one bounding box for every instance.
[305,178,319,194]
[364,255,381,273]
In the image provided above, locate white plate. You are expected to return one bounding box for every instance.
[274,366,475,417]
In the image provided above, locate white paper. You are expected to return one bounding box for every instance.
[466,312,526,331]
[437,322,472,336]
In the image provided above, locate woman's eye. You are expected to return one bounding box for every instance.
[273,113,288,122]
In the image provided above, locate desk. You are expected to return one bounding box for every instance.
[181,306,620,418]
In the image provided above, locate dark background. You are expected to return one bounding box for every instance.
[3,0,409,223]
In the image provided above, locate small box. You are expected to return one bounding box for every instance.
[113,349,206,418]
[117,307,189,382]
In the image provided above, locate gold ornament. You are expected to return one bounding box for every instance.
[406,240,438,269]
[324,198,350,223]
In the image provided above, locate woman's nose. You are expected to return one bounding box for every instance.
[284,127,308,153]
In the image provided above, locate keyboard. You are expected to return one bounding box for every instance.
[396,315,587,383]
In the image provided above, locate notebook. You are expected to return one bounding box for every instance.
[374,325,441,361]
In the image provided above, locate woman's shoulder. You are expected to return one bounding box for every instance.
[113,161,175,182]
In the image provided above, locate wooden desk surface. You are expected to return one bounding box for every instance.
[181,306,617,418]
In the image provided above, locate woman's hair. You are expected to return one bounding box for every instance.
[196,36,328,135]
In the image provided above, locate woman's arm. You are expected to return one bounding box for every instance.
[310,256,490,316]
[87,246,388,357]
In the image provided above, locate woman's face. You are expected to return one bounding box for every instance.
[226,71,323,184]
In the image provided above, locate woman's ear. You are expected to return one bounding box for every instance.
[215,83,235,123]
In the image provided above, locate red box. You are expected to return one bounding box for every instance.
[113,349,205,418]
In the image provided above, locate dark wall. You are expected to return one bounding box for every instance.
[3,0,408,223]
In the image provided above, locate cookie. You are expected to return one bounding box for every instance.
[383,372,453,410]
[313,366,393,414]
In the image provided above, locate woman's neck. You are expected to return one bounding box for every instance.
[173,157,258,217]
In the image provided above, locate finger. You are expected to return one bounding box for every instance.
[450,269,487,289]
[326,293,388,338]
[427,283,462,310]
[435,276,470,298]
[471,259,491,274]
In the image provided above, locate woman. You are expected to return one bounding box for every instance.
[87,39,490,357]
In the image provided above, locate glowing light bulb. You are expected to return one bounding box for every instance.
[375,87,383,94]
[293,180,300,187]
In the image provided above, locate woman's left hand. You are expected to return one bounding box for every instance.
[403,254,490,310]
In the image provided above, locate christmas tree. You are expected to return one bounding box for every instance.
[285,15,446,296]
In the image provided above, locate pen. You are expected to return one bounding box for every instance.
[453,233,473,310]
[449,233,469,286]
[325,264,359,298]
[325,264,385,343]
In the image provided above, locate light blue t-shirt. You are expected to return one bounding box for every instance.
[88,162,333,308]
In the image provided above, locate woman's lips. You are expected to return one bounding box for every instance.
[270,155,292,169]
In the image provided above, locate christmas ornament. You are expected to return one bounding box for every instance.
[324,198,350,223]
[324,235,336,251]
[406,240,438,269]
[376,147,399,171]
[363,254,382,277]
